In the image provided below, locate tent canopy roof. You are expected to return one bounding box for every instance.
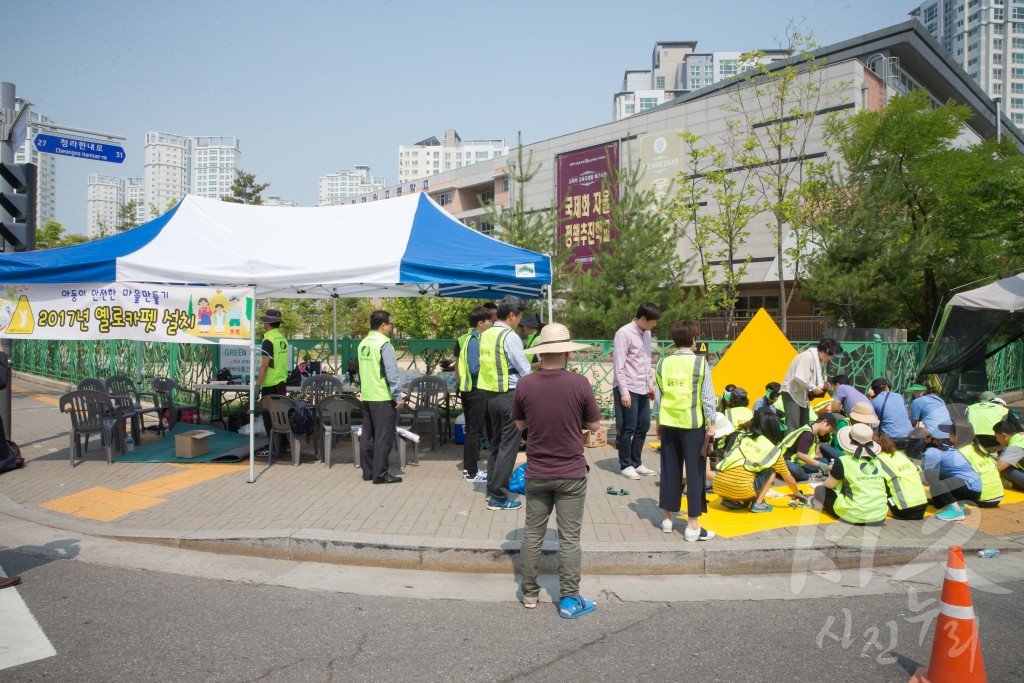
[0,193,551,299]
[947,271,1024,312]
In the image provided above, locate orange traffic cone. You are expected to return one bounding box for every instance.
[909,546,987,683]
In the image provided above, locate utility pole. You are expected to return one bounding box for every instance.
[0,81,22,436]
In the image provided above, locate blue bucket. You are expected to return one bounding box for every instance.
[454,423,466,445]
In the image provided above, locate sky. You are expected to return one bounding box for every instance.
[3,0,916,233]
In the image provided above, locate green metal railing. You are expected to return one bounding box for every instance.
[10,337,1022,413]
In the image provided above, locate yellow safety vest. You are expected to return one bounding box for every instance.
[716,434,780,473]
[478,325,514,392]
[967,402,1009,436]
[958,444,1005,503]
[656,352,706,429]
[725,406,754,429]
[875,451,928,510]
[261,328,289,387]
[833,455,888,524]
[358,331,393,402]
[456,331,477,392]
[1010,433,1024,472]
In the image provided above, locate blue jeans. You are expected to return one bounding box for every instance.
[614,387,650,470]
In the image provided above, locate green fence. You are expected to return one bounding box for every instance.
[10,337,1023,414]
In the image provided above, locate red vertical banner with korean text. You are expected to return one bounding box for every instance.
[556,142,620,270]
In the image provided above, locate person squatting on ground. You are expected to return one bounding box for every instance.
[713,410,808,513]
[993,418,1024,491]
[511,323,601,618]
[357,310,405,485]
[479,295,532,510]
[256,309,290,457]
[780,413,839,482]
[872,431,929,521]
[656,319,718,541]
[780,338,842,432]
[613,302,660,481]
[454,306,492,482]
[752,381,783,416]
[942,419,1004,508]
[813,423,888,524]
[828,374,877,421]
[908,425,982,522]
[909,382,951,437]
[868,377,913,446]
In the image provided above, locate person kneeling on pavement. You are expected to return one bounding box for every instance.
[713,409,808,513]
[993,418,1024,491]
[873,431,929,521]
[909,425,982,522]
[780,413,839,482]
[942,419,1004,508]
[512,323,601,619]
[813,423,888,525]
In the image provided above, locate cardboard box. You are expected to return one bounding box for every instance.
[175,430,214,459]
[583,427,608,448]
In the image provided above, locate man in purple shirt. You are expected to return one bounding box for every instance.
[829,374,877,419]
[613,302,660,480]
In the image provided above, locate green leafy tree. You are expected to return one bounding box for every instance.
[560,162,710,339]
[117,200,140,231]
[149,199,179,218]
[674,132,721,306]
[35,220,88,249]
[384,297,481,339]
[222,169,269,205]
[727,29,848,332]
[804,90,1024,334]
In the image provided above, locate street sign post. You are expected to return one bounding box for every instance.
[33,133,125,163]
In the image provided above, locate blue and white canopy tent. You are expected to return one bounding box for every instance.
[0,193,552,480]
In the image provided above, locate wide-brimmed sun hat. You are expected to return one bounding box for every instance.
[713,412,735,438]
[848,401,878,425]
[259,309,283,324]
[837,422,879,457]
[527,322,591,355]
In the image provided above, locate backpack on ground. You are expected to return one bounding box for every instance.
[288,400,316,438]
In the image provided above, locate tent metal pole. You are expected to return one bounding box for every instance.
[248,286,257,483]
[547,284,553,324]
[333,294,338,373]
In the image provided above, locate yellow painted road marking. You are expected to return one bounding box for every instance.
[39,464,246,522]
[12,385,60,408]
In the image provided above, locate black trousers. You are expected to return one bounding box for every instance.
[461,388,489,476]
[486,390,521,502]
[360,400,397,481]
[659,425,707,518]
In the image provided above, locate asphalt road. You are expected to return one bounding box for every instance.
[1,546,1021,683]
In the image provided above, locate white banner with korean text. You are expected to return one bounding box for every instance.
[0,283,255,344]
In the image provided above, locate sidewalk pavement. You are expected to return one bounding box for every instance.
[2,374,1023,575]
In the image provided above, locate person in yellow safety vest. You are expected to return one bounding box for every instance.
[256,309,290,457]
[872,431,929,520]
[781,412,840,482]
[357,310,406,485]
[941,419,1004,507]
[455,306,493,482]
[712,410,808,513]
[718,386,753,452]
[519,313,544,371]
[479,295,532,511]
[967,391,1010,450]
[814,423,888,524]
[993,418,1024,491]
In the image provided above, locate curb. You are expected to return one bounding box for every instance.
[3,493,1021,575]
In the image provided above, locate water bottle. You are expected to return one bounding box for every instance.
[977,549,999,559]
[125,434,135,452]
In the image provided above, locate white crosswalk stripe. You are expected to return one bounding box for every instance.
[0,564,56,671]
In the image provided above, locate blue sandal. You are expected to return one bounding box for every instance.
[559,595,597,619]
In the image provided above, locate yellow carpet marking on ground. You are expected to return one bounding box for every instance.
[11,385,60,407]
[673,485,1024,538]
[39,464,247,522]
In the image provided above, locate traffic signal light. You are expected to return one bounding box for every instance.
[0,162,37,252]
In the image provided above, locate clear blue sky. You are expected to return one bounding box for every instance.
[3,0,916,233]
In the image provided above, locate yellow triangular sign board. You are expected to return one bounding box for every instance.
[6,295,35,334]
[711,308,795,396]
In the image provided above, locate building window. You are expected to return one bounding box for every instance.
[639,97,658,110]
[995,68,1004,78]
[502,178,510,193]
[994,53,1004,64]
[1014,112,1024,124]
[479,189,494,204]
[625,104,635,114]
[436,191,452,206]
[655,76,665,88]
[1012,82,1024,93]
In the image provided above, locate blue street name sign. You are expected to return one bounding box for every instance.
[33,133,126,163]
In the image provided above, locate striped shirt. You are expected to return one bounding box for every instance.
[713,455,789,501]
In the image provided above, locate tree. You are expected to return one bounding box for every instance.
[726,29,849,332]
[117,201,140,232]
[222,170,269,205]
[149,199,179,218]
[560,162,711,339]
[803,90,1024,335]
[674,132,721,306]
[35,220,88,249]
[384,297,481,339]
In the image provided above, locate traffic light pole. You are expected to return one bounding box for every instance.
[0,82,14,437]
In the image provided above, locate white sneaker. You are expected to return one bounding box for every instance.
[660,518,674,533]
[684,527,716,542]
[635,464,657,476]
[621,466,641,480]
[468,471,487,482]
